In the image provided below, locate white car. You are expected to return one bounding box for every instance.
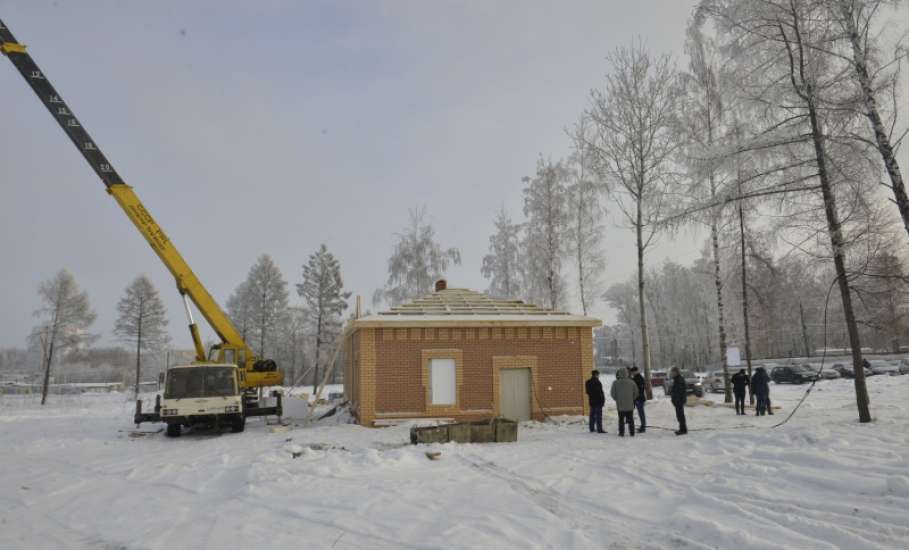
[868,360,901,376]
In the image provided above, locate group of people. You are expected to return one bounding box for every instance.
[731,367,773,416]
[585,365,776,437]
[585,366,689,437]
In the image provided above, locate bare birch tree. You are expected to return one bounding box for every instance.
[703,0,874,421]
[226,280,254,343]
[567,117,606,315]
[522,157,570,310]
[586,41,682,398]
[114,275,169,400]
[374,207,461,307]
[30,269,97,405]
[678,18,735,401]
[829,0,909,240]
[277,306,307,387]
[481,207,524,299]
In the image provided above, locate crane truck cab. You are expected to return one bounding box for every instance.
[135,362,283,436]
[159,364,244,437]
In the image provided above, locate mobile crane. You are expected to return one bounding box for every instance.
[1,19,283,436]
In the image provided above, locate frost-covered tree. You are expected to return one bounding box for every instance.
[586,41,681,398]
[276,306,307,387]
[114,275,169,399]
[522,157,570,310]
[677,16,736,401]
[226,280,254,342]
[239,254,289,357]
[567,117,606,315]
[298,244,351,391]
[30,269,97,405]
[854,251,909,352]
[373,207,461,307]
[702,0,878,421]
[481,207,523,299]
[828,0,909,240]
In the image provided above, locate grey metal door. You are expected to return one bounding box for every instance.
[499,368,531,421]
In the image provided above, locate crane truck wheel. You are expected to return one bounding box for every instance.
[165,423,181,437]
[231,415,246,433]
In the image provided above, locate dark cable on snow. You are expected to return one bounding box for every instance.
[769,272,839,429]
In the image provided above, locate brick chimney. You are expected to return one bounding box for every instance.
[435,279,447,292]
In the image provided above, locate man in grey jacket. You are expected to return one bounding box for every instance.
[610,368,640,437]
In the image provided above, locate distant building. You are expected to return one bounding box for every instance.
[341,281,601,426]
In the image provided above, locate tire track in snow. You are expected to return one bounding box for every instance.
[702,487,909,549]
[456,452,653,550]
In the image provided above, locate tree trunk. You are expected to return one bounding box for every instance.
[807,97,871,423]
[636,199,653,399]
[289,333,297,388]
[711,220,731,403]
[40,327,53,406]
[313,309,323,396]
[41,303,60,406]
[577,189,588,315]
[841,5,909,241]
[134,314,142,401]
[260,290,267,358]
[738,191,755,405]
[799,301,811,358]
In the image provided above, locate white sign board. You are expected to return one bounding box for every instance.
[727,345,741,367]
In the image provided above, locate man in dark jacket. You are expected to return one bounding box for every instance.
[585,370,606,433]
[751,367,771,416]
[629,365,647,433]
[731,369,750,415]
[670,367,688,435]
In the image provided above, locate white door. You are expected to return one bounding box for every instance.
[499,368,531,421]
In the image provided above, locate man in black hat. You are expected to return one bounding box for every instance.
[585,370,606,433]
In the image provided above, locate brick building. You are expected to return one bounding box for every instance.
[342,281,601,426]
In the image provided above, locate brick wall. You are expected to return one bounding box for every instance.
[352,325,591,425]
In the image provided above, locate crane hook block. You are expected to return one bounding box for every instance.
[0,42,27,55]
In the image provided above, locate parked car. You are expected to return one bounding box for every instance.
[706,370,727,393]
[898,358,909,375]
[662,369,704,398]
[831,363,872,379]
[650,370,668,389]
[805,363,840,380]
[770,365,815,384]
[868,360,901,376]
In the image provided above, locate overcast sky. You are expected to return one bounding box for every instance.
[1,0,725,348]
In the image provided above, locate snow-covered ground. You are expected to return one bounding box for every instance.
[2,377,908,550]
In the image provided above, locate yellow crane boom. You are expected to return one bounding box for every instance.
[1,19,281,389]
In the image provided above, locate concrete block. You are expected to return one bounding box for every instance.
[447,423,471,443]
[410,425,449,445]
[469,420,495,443]
[494,418,518,442]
